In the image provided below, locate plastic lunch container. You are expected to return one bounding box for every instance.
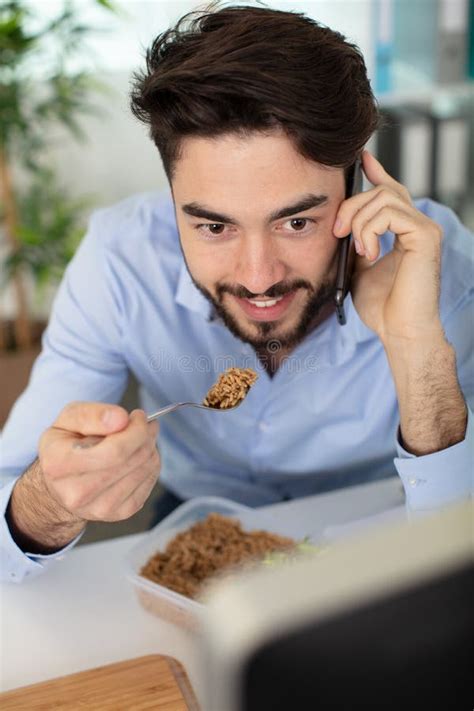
[125,495,302,631]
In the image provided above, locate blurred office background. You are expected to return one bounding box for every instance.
[1,0,473,540]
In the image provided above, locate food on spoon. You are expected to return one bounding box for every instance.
[140,513,297,600]
[202,367,258,409]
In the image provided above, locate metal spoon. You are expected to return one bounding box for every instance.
[146,399,242,419]
[75,399,242,449]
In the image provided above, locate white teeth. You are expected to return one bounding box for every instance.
[247,297,283,308]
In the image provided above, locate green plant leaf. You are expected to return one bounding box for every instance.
[95,0,117,12]
[0,0,121,309]
[3,168,93,299]
[1,0,119,158]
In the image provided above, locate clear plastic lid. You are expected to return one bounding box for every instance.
[125,496,304,626]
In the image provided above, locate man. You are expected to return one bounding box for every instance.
[1,6,472,583]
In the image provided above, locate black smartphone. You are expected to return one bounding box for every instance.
[334,158,363,325]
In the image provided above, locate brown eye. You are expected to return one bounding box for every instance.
[290,218,307,231]
[208,223,225,235]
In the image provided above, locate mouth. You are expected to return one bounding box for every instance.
[232,290,298,321]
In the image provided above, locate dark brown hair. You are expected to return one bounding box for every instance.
[130,4,380,180]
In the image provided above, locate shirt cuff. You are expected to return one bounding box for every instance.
[0,477,84,583]
[394,406,474,511]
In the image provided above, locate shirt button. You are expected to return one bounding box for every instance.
[408,477,426,487]
[259,421,269,432]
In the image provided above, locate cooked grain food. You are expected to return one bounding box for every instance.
[140,513,295,599]
[202,367,258,408]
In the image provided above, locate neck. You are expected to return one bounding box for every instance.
[255,345,290,378]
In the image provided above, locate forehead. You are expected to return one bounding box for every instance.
[171,130,344,208]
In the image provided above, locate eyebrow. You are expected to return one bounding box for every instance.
[181,193,329,225]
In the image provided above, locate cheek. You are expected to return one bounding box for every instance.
[181,233,233,286]
[279,231,338,278]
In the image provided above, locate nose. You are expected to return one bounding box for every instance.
[235,234,287,296]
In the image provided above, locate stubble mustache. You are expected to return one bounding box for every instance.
[215,278,314,301]
[187,269,336,351]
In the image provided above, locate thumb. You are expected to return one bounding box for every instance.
[54,401,129,436]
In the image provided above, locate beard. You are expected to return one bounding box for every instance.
[186,270,337,351]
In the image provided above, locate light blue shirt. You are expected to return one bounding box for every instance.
[1,191,473,582]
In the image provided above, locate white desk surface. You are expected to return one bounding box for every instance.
[0,477,405,702]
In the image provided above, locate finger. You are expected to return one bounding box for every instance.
[41,409,150,479]
[63,438,160,510]
[99,436,160,496]
[113,468,159,521]
[358,205,420,262]
[73,409,151,470]
[147,418,159,440]
[54,401,129,437]
[72,414,158,453]
[333,155,411,239]
[361,149,411,201]
[349,190,414,260]
[85,451,160,521]
[333,182,413,237]
[333,185,382,237]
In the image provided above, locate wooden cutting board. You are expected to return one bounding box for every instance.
[0,655,200,710]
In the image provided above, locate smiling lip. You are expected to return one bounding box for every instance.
[233,291,297,321]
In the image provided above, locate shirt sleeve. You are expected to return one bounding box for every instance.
[0,478,84,583]
[394,292,474,511]
[0,210,129,581]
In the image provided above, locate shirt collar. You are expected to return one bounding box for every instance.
[286,292,375,372]
[175,259,214,320]
[344,292,376,345]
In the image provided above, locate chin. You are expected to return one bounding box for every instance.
[230,313,305,350]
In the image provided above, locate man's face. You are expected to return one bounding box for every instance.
[171,130,346,350]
